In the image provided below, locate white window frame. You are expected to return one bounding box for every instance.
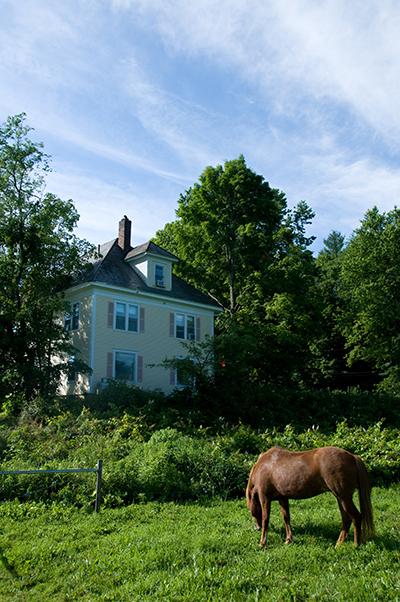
[114,302,139,333]
[65,302,80,331]
[175,312,196,340]
[113,350,137,383]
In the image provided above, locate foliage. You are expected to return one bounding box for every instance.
[0,114,94,401]
[0,491,400,601]
[339,206,400,393]
[2,400,400,509]
[154,156,288,315]
[314,231,348,380]
[155,156,322,388]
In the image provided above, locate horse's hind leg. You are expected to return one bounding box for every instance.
[259,495,271,547]
[335,499,352,547]
[336,497,361,547]
[279,498,294,544]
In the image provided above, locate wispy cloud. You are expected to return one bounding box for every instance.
[113,0,400,141]
[1,0,400,249]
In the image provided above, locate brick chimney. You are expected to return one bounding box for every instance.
[118,215,131,251]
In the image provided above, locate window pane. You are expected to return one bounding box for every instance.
[115,303,126,330]
[67,357,77,382]
[175,313,185,339]
[128,305,138,332]
[64,314,71,331]
[155,264,165,286]
[72,303,80,330]
[115,351,135,381]
[186,315,195,340]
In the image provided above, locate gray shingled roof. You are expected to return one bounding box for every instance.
[125,240,178,261]
[75,239,221,308]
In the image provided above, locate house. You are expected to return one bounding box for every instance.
[60,216,222,395]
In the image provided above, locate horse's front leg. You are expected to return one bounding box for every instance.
[259,496,271,547]
[279,498,294,544]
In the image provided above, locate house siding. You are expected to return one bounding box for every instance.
[59,292,93,396]
[63,288,215,395]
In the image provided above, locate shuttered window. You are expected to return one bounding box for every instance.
[106,350,143,383]
[170,313,200,341]
[108,301,143,333]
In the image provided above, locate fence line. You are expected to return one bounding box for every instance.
[0,459,103,512]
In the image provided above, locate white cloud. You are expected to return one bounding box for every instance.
[112,0,400,141]
[1,0,400,253]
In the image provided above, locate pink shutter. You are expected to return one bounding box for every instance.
[170,367,176,385]
[108,302,114,328]
[196,317,201,341]
[137,355,143,383]
[139,307,145,333]
[106,352,113,379]
[169,313,175,337]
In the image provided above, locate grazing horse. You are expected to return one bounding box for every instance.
[246,446,375,548]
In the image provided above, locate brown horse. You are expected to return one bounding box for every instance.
[246,446,374,547]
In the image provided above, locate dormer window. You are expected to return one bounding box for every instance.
[124,240,177,291]
[155,264,165,288]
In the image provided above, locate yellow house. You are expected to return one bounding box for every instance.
[60,216,221,395]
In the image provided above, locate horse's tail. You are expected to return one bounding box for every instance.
[355,455,375,542]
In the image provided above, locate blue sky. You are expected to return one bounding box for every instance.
[1,0,400,252]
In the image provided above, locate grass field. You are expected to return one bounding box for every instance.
[1,485,399,601]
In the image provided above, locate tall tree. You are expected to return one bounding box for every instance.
[155,156,321,387]
[155,156,314,315]
[339,206,400,392]
[0,114,94,401]
[314,231,347,380]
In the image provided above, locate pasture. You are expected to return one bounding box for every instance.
[1,486,400,601]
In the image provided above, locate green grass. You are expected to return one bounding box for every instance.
[1,486,400,601]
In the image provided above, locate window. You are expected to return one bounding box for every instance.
[173,357,195,387]
[155,264,165,287]
[65,303,80,331]
[67,357,77,382]
[175,313,196,340]
[115,302,138,332]
[114,351,137,382]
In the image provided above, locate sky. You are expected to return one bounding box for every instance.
[1,0,400,253]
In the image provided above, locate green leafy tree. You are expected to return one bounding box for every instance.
[339,206,400,392]
[314,231,347,380]
[155,157,315,314]
[0,114,94,402]
[155,156,322,387]
[155,156,287,315]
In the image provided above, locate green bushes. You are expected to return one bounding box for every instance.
[87,383,400,430]
[1,408,400,508]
